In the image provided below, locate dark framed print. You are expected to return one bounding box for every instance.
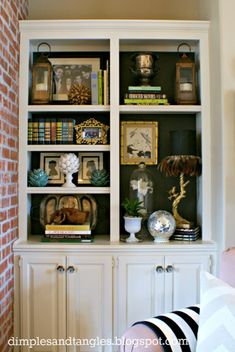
[40,153,65,184]
[78,152,104,184]
[49,58,100,101]
[121,121,158,165]
[75,117,109,145]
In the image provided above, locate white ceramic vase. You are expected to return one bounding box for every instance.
[124,216,142,243]
[62,172,76,188]
[58,153,80,188]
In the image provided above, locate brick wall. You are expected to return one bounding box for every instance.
[0,1,28,351]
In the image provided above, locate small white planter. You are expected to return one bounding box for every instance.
[124,216,142,243]
[62,172,76,188]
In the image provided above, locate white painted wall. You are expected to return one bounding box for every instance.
[217,0,235,249]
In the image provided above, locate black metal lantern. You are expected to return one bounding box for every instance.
[175,43,197,105]
[31,43,53,104]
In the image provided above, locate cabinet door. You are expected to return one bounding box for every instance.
[66,255,112,352]
[20,255,67,352]
[164,254,211,312]
[117,255,164,337]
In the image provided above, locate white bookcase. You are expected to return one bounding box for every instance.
[17,20,213,244]
[14,20,217,349]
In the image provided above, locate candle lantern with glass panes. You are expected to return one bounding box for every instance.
[31,42,53,104]
[175,43,197,105]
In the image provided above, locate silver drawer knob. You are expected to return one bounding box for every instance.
[156,265,164,273]
[57,265,65,273]
[166,265,174,273]
[67,266,75,273]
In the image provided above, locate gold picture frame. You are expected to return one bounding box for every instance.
[40,152,65,184]
[121,121,158,165]
[75,117,109,145]
[78,152,104,184]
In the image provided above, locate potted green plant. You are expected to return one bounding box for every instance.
[122,198,143,243]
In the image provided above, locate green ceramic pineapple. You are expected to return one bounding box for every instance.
[90,169,109,186]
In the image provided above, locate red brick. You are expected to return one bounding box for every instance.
[0,2,28,351]
[3,72,12,87]
[9,91,16,103]
[0,160,6,170]
[11,174,18,183]
[0,211,7,222]
[0,260,8,273]
[0,83,8,96]
[10,150,17,160]
[7,208,16,218]
[0,57,8,72]
[2,221,11,234]
[2,148,10,159]
[10,196,17,206]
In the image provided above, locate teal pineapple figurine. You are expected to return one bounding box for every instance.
[90,169,109,186]
[28,169,49,187]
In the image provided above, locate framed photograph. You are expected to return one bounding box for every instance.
[121,121,158,165]
[49,58,100,101]
[75,117,109,145]
[78,152,104,184]
[40,153,65,184]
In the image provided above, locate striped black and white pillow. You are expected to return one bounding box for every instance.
[133,305,200,352]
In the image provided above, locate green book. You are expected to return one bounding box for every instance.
[124,98,169,105]
[128,85,161,92]
[98,69,103,105]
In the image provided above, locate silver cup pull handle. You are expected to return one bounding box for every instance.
[156,265,164,273]
[67,266,75,273]
[166,265,174,273]
[57,265,65,273]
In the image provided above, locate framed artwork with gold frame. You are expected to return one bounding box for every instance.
[121,121,158,165]
[75,117,109,145]
[40,152,65,184]
[78,152,104,184]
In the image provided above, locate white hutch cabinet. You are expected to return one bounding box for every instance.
[14,20,217,351]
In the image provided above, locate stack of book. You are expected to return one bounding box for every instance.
[28,118,75,144]
[91,59,109,105]
[171,226,201,241]
[124,85,169,105]
[44,223,93,242]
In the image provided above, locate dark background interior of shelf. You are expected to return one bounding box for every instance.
[30,194,110,236]
[31,149,110,187]
[120,52,197,105]
[120,113,199,234]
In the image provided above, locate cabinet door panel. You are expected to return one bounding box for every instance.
[164,254,210,312]
[20,255,66,352]
[67,256,112,352]
[117,255,164,336]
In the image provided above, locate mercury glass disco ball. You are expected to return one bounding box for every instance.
[147,210,176,243]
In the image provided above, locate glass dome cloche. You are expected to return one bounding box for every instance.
[129,162,154,219]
